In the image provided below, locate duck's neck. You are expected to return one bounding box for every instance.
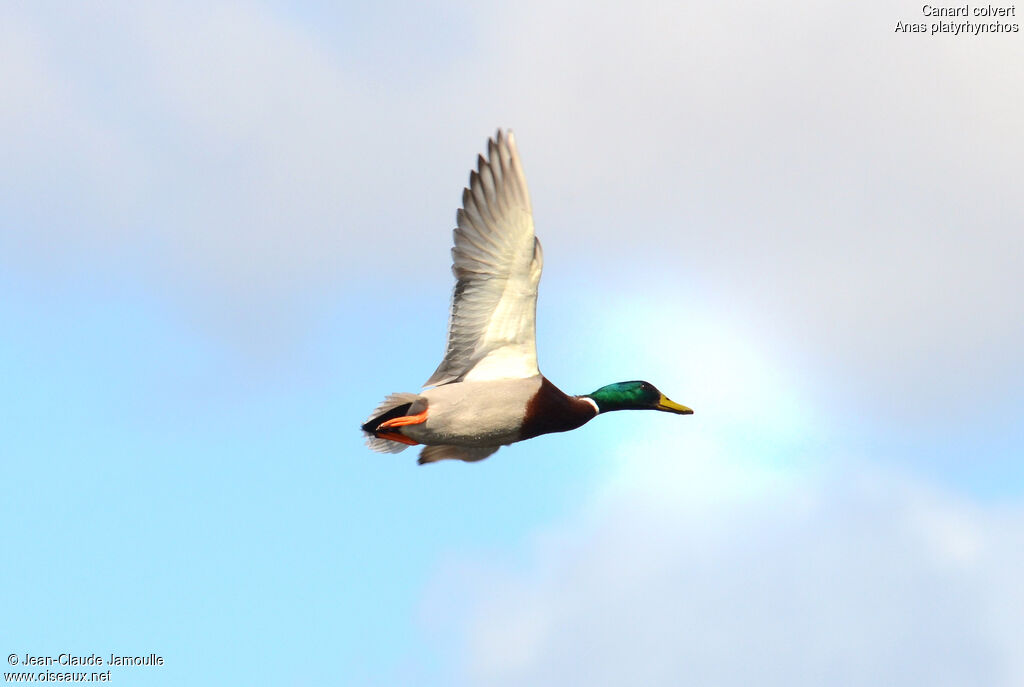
[519,377,599,440]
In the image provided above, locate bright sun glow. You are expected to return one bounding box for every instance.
[578,297,825,504]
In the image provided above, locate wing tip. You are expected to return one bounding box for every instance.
[492,129,517,156]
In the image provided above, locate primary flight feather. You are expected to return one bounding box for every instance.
[362,130,692,464]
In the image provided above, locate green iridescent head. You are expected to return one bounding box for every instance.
[586,381,693,415]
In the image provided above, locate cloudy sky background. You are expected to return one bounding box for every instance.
[2,1,1022,684]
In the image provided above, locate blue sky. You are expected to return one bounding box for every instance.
[2,1,1022,685]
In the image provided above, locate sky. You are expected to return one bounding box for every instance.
[1,1,1022,685]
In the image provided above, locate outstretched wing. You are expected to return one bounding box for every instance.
[425,130,543,387]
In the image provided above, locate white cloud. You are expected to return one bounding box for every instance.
[2,0,1021,395]
[425,452,1024,686]
[0,1,470,346]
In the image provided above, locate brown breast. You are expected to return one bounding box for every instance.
[519,377,599,440]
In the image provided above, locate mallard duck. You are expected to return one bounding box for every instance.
[362,130,692,464]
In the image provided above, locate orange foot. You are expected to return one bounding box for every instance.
[378,409,428,429]
[374,409,428,447]
[375,431,420,446]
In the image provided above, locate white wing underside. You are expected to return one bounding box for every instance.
[425,130,542,387]
[418,445,499,464]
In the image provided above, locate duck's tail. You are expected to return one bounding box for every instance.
[361,393,424,453]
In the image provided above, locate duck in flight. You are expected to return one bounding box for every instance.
[362,130,692,464]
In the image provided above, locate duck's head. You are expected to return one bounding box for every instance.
[586,381,693,415]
